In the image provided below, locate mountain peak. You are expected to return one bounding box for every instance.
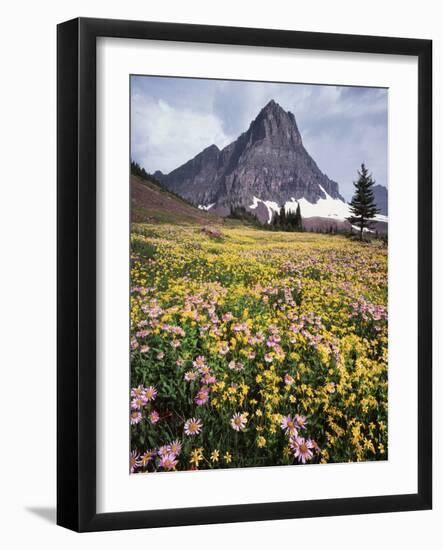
[250,99,302,146]
[259,99,287,119]
[262,98,278,110]
[156,99,343,209]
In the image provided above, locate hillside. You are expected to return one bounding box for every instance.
[131,174,221,225]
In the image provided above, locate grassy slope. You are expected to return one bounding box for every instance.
[131,174,223,225]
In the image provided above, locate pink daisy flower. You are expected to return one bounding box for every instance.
[149,410,160,424]
[284,373,295,386]
[172,326,185,337]
[264,353,273,363]
[295,414,307,430]
[131,397,145,410]
[130,450,141,473]
[230,412,247,432]
[201,373,217,385]
[290,436,314,464]
[156,351,165,360]
[229,361,244,371]
[143,386,157,402]
[184,370,198,382]
[131,385,145,398]
[159,453,178,470]
[140,345,150,353]
[130,337,139,350]
[281,415,298,435]
[266,337,276,348]
[192,355,206,369]
[198,365,211,375]
[219,343,230,355]
[222,312,233,322]
[184,417,203,436]
[130,410,142,425]
[195,387,209,406]
[168,440,182,456]
[170,339,181,349]
[157,445,170,457]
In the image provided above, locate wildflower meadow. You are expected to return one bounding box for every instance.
[130,224,388,474]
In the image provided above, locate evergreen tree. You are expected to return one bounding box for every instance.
[286,210,296,229]
[269,204,303,232]
[347,163,379,241]
[272,211,280,228]
[295,203,303,231]
[279,206,286,228]
[131,160,149,180]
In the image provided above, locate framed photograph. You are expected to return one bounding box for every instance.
[57,17,432,532]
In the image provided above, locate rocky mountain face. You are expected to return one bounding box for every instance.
[154,100,344,212]
[373,184,388,216]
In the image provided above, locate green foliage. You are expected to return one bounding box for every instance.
[227,206,262,227]
[131,239,157,259]
[131,160,150,180]
[228,204,304,233]
[271,203,303,232]
[347,163,379,240]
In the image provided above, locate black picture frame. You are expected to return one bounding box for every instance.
[57,17,432,532]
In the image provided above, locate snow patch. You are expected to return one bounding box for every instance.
[250,188,388,225]
[290,187,352,220]
[249,196,260,209]
[249,196,280,223]
[351,225,375,234]
[285,186,388,223]
[198,203,215,211]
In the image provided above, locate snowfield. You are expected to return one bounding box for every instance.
[199,186,388,225]
[249,186,388,224]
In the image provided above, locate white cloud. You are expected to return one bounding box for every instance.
[131,93,232,174]
[131,77,387,200]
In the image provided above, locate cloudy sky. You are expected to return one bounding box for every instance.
[131,75,388,200]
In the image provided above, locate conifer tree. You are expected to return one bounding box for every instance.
[279,206,286,228]
[347,163,379,241]
[295,203,303,231]
[272,211,280,228]
[286,210,296,229]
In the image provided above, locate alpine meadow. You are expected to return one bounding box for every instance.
[129,77,388,474]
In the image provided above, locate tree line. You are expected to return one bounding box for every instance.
[228,204,304,232]
[271,203,303,231]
